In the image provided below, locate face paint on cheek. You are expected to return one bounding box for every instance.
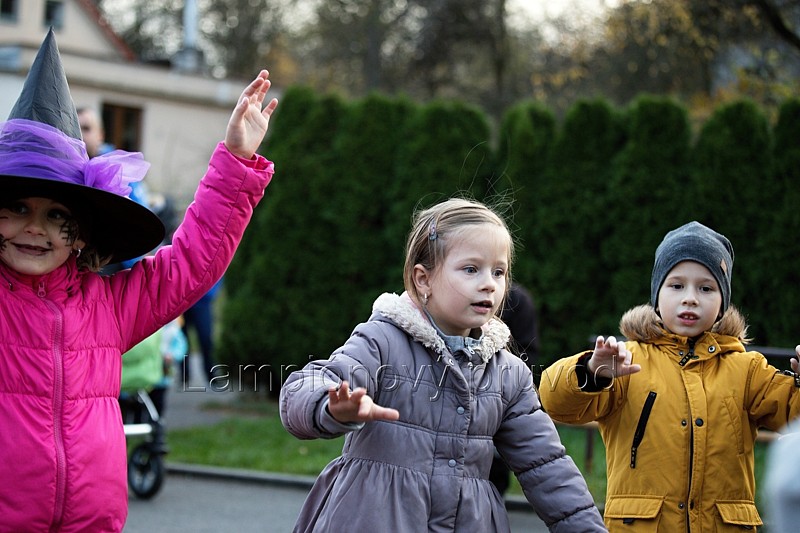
[60,219,80,246]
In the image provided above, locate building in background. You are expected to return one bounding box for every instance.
[0,0,279,209]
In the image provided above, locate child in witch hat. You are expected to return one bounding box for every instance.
[0,29,278,532]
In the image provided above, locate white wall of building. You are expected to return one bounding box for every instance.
[1,0,280,209]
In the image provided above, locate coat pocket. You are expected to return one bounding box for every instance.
[722,396,745,455]
[604,495,664,531]
[714,500,762,531]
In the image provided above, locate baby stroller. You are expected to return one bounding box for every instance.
[119,331,170,500]
[119,388,167,499]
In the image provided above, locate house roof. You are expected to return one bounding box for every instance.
[74,0,137,61]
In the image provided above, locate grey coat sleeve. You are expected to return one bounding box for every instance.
[279,322,387,440]
[493,357,607,532]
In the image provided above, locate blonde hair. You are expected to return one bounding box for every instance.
[403,197,514,305]
[75,246,112,272]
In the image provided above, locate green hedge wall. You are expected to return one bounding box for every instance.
[220,89,800,393]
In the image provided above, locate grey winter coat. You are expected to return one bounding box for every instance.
[279,292,606,532]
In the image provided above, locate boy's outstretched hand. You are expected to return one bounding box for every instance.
[586,335,641,380]
[224,69,279,160]
[328,381,400,424]
[792,345,800,374]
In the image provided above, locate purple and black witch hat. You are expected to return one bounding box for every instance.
[0,29,164,263]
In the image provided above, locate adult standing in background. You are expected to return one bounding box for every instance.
[181,278,223,386]
[501,283,540,363]
[78,107,150,208]
[490,282,541,496]
[77,107,113,157]
[79,107,153,274]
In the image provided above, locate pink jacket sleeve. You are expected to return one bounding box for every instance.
[112,142,274,348]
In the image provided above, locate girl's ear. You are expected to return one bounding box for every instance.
[73,238,87,255]
[413,264,432,295]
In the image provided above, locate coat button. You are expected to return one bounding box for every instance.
[679,502,685,509]
[681,420,688,426]
[708,346,716,353]
[448,459,456,467]
[696,418,704,426]
[456,406,465,415]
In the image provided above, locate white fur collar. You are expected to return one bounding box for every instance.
[371,292,510,363]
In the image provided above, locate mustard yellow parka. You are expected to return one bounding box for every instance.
[540,305,800,532]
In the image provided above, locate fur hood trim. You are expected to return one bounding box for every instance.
[372,292,510,363]
[619,304,750,343]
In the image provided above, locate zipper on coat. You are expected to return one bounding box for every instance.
[678,339,697,366]
[43,296,68,533]
[683,338,696,532]
[630,391,657,468]
[779,368,800,388]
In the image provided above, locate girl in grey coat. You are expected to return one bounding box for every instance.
[280,198,605,532]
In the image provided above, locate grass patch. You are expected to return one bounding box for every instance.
[165,397,768,508]
[167,398,343,475]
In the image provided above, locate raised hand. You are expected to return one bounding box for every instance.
[328,381,400,424]
[224,69,279,160]
[792,345,800,374]
[586,335,641,380]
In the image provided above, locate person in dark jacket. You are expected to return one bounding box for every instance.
[490,282,541,495]
[502,282,540,361]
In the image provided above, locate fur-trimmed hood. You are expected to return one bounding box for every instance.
[371,292,510,363]
[620,303,750,343]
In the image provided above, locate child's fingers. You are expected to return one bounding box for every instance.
[371,404,400,421]
[238,71,268,107]
[356,395,400,421]
[249,71,270,103]
[595,335,620,359]
[620,347,632,366]
[618,363,642,377]
[349,386,366,398]
[263,97,279,118]
[329,381,352,403]
[327,387,340,404]
[594,336,606,351]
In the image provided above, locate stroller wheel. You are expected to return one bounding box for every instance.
[128,443,165,499]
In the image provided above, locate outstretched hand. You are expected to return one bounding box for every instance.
[586,335,641,380]
[792,345,800,374]
[328,381,400,424]
[224,69,279,160]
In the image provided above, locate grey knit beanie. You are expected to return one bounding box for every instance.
[651,221,734,316]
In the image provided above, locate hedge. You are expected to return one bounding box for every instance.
[220,90,800,393]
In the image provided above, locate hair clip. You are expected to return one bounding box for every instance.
[428,222,438,241]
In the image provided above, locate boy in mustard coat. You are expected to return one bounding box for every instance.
[540,221,800,531]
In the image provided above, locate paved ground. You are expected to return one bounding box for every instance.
[124,466,551,532]
[123,354,552,532]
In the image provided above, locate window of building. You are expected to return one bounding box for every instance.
[102,104,144,152]
[44,1,64,29]
[1,0,19,22]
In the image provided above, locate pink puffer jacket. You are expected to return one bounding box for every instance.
[0,143,273,532]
